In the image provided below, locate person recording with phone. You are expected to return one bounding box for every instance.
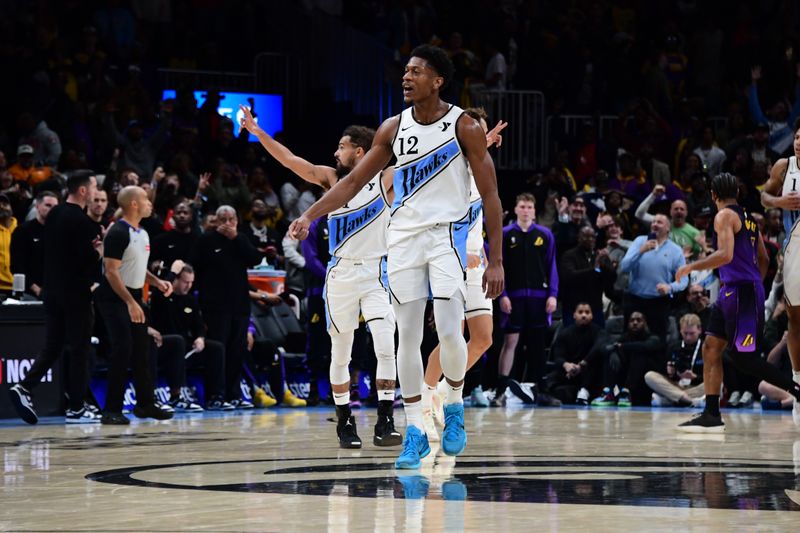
[620,214,688,340]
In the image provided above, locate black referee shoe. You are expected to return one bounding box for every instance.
[101,412,131,425]
[677,412,725,433]
[134,403,174,420]
[337,415,362,449]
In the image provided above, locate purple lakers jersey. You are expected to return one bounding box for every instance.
[713,205,761,285]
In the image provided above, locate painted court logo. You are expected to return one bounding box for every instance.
[85,454,800,511]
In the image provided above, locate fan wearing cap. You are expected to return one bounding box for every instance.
[7,144,53,187]
[0,192,18,294]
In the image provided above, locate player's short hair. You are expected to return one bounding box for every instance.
[679,313,702,329]
[711,172,739,201]
[341,125,375,152]
[179,264,195,276]
[463,107,488,123]
[66,170,95,195]
[516,192,536,206]
[409,44,455,89]
[574,302,592,312]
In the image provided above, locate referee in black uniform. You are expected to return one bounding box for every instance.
[8,171,102,424]
[95,186,174,424]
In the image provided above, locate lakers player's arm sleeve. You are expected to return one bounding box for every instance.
[300,220,327,280]
[302,118,397,221]
[546,229,558,298]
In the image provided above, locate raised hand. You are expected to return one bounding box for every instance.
[198,172,211,193]
[486,120,508,148]
[239,104,259,134]
[751,65,762,82]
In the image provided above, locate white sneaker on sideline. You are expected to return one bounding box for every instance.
[728,391,742,408]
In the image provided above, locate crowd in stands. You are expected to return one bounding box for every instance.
[0,1,799,416]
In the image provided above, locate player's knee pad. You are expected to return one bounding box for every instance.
[369,313,396,359]
[329,330,354,385]
[369,314,397,382]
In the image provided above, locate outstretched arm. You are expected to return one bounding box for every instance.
[239,105,338,190]
[459,114,504,299]
[289,116,399,239]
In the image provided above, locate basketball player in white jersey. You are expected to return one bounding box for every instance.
[290,45,504,469]
[422,108,507,439]
[761,123,800,417]
[240,107,401,448]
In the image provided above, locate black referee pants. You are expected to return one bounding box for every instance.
[21,291,93,412]
[155,334,225,400]
[97,293,155,413]
[203,310,249,402]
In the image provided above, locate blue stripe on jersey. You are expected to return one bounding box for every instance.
[464,199,483,231]
[323,257,342,332]
[450,215,470,269]
[379,255,389,291]
[392,139,461,212]
[327,195,385,256]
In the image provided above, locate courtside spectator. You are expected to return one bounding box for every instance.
[9,191,58,298]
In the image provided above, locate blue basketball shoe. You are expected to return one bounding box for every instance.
[395,425,431,469]
[442,403,467,456]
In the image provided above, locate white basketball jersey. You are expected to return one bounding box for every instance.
[390,104,470,234]
[784,157,800,246]
[327,173,388,260]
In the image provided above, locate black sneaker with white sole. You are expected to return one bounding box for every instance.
[9,384,38,424]
[374,415,403,446]
[337,415,363,449]
[677,411,725,433]
[508,380,536,405]
[133,403,174,420]
[66,407,102,424]
[169,397,204,413]
[101,412,131,425]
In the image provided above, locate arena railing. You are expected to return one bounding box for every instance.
[472,89,548,171]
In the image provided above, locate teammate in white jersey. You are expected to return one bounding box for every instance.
[240,108,401,448]
[290,45,504,469]
[761,124,800,418]
[422,108,507,437]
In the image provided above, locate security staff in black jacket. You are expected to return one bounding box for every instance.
[190,205,262,407]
